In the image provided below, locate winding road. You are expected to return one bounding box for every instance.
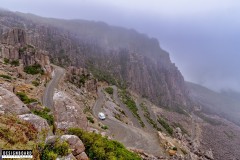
[42,67,65,109]
[42,66,162,156]
[93,86,163,156]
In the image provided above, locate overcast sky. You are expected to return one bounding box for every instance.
[1,0,240,92]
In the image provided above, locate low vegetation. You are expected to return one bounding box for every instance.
[16,92,38,104]
[157,116,173,135]
[119,90,145,127]
[68,128,141,160]
[3,58,20,66]
[101,125,108,130]
[24,64,44,75]
[10,60,20,66]
[32,80,40,87]
[88,64,117,85]
[3,58,9,64]
[0,114,39,158]
[39,139,70,160]
[32,108,54,126]
[140,103,161,131]
[105,87,113,95]
[87,116,95,124]
[0,74,12,80]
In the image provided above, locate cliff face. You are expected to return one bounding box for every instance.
[0,10,190,109]
[0,28,52,75]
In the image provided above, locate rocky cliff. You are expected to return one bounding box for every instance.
[0,28,52,76]
[0,10,190,110]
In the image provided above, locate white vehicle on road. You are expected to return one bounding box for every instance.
[98,112,106,120]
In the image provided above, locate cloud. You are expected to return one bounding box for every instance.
[1,0,240,92]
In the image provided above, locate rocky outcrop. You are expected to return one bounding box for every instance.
[60,135,86,158]
[0,87,30,115]
[0,28,52,75]
[46,135,89,160]
[0,11,190,110]
[0,28,26,45]
[53,90,87,130]
[18,113,51,132]
[65,66,97,93]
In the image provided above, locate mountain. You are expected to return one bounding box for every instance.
[2,9,240,160]
[0,10,190,111]
[186,82,240,126]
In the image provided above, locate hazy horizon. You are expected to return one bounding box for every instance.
[1,0,240,92]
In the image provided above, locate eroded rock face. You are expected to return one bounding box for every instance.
[0,87,30,115]
[65,66,97,93]
[18,113,50,132]
[53,90,87,130]
[0,28,52,75]
[0,28,26,45]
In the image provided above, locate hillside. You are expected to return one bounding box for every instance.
[1,9,240,160]
[0,9,190,111]
[186,82,240,126]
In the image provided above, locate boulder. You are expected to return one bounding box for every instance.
[204,149,214,160]
[0,87,30,115]
[18,114,50,132]
[75,152,89,160]
[60,135,85,156]
[53,91,87,130]
[57,153,77,160]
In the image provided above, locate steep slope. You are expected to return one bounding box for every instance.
[0,10,190,110]
[186,82,240,126]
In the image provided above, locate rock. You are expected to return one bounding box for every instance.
[0,87,30,115]
[18,113,50,132]
[45,135,58,144]
[0,28,52,76]
[0,28,26,45]
[65,66,97,93]
[60,135,85,156]
[53,91,87,130]
[174,127,183,140]
[75,152,89,160]
[204,149,214,160]
[57,153,77,160]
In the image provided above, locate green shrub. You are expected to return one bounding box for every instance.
[24,64,44,75]
[172,147,178,151]
[54,141,69,156]
[16,92,37,104]
[119,90,145,127]
[101,125,108,130]
[87,116,95,123]
[105,87,113,95]
[157,116,173,135]
[88,65,117,85]
[4,58,9,64]
[32,80,40,87]
[10,60,20,66]
[32,108,54,126]
[140,103,161,131]
[68,128,141,160]
[19,47,27,53]
[40,140,69,159]
[0,74,12,80]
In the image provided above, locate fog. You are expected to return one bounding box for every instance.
[1,0,240,92]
